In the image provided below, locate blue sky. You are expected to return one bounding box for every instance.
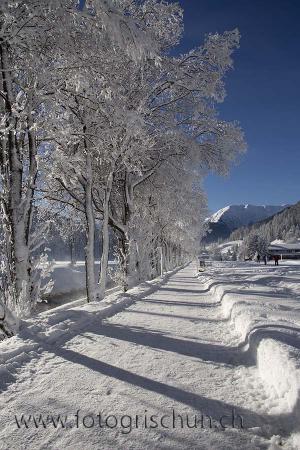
[170,0,300,212]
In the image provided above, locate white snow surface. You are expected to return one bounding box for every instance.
[1,261,300,449]
[36,260,117,313]
[209,205,231,223]
[45,260,116,296]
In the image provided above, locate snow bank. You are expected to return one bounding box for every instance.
[257,338,300,414]
[197,262,300,435]
[257,338,300,449]
[285,432,300,450]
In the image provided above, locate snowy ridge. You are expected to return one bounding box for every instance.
[209,205,231,223]
[209,204,287,230]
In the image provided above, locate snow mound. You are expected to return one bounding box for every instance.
[257,339,300,415]
[198,262,300,438]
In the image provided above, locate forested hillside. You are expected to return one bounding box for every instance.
[230,202,300,242]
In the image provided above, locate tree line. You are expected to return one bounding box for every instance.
[0,0,245,331]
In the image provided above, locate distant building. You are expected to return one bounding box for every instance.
[268,243,300,260]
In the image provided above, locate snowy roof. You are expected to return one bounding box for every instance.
[269,243,300,250]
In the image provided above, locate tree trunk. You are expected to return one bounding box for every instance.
[0,42,35,313]
[70,236,76,265]
[0,301,16,339]
[118,230,130,292]
[166,242,171,271]
[119,173,133,292]
[84,151,96,302]
[134,239,142,282]
[98,171,114,300]
[149,248,155,279]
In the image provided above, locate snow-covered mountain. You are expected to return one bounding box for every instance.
[209,204,287,230]
[203,204,287,243]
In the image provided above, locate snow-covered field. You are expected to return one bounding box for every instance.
[1,261,300,449]
[37,261,117,313]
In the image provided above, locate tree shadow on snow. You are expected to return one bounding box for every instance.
[50,343,290,439]
[140,299,220,308]
[122,309,227,323]
[7,310,300,439]
[85,322,252,367]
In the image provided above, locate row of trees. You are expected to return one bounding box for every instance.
[0,0,245,330]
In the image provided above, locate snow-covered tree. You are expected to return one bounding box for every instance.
[100,26,246,289]
[239,233,269,261]
[0,1,76,315]
[1,0,246,324]
[210,245,223,261]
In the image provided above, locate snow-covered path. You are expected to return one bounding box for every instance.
[0,263,298,449]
